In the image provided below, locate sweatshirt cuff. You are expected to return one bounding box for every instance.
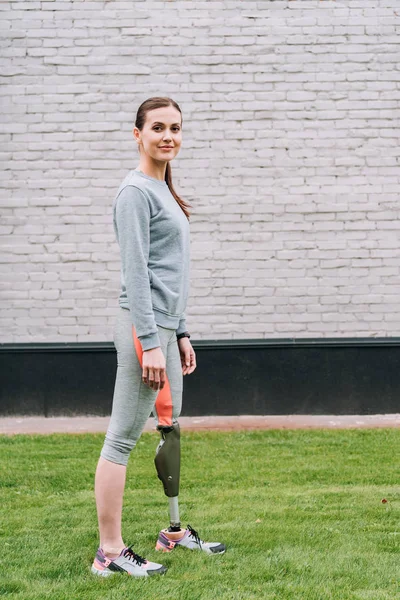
[176,316,187,336]
[138,331,161,352]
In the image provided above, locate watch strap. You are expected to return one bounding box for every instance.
[176,332,191,340]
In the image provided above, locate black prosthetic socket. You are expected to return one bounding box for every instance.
[154,422,181,498]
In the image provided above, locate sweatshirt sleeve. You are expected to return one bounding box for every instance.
[115,185,161,351]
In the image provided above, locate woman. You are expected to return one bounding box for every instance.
[91,97,226,578]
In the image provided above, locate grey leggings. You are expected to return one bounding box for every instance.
[100,307,183,466]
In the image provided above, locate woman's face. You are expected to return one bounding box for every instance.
[134,106,182,163]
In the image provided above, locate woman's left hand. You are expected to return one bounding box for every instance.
[177,337,196,375]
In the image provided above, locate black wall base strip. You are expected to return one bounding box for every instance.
[1,338,400,417]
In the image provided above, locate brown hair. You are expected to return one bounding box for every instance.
[135,97,192,221]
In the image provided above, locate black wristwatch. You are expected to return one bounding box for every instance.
[176,331,191,340]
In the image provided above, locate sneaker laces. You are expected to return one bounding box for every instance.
[122,544,147,566]
[187,524,202,549]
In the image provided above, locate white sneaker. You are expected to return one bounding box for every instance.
[91,544,167,577]
[155,524,226,555]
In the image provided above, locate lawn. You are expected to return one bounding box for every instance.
[0,428,399,599]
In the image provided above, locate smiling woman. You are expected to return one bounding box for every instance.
[131,100,191,220]
[90,96,225,579]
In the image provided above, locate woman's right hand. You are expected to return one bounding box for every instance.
[142,347,166,391]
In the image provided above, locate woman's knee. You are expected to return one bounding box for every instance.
[100,431,138,466]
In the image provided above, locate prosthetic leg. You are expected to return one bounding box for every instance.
[154,421,225,554]
[154,419,227,555]
[154,419,181,528]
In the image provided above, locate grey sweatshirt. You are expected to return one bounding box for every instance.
[113,169,190,351]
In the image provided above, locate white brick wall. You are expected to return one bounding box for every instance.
[1,0,400,342]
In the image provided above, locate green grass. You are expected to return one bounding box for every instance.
[0,429,399,599]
